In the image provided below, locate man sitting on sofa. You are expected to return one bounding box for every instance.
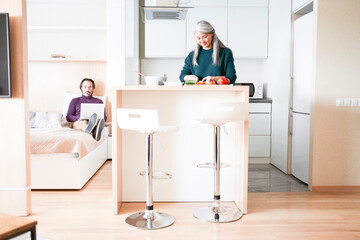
[66,78,106,141]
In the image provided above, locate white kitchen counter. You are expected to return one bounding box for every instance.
[111,85,249,214]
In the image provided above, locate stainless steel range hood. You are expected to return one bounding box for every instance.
[140,6,192,21]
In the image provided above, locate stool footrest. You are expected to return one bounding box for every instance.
[139,171,172,179]
[197,163,230,169]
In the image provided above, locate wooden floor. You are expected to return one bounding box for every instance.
[29,161,360,240]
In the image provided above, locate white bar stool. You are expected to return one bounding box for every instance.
[117,108,177,230]
[193,102,246,223]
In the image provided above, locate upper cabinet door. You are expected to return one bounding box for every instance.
[144,0,269,59]
[228,0,269,58]
[145,21,186,58]
[187,0,228,7]
[228,0,268,7]
[186,0,227,55]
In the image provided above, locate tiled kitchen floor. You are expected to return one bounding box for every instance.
[248,164,309,192]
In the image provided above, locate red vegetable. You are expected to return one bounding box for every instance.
[216,77,230,85]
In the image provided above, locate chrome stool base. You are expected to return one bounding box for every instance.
[125,210,175,230]
[193,205,242,223]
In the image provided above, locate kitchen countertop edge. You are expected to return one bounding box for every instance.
[112,85,250,92]
[250,98,272,103]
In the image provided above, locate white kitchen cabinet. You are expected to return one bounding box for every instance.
[228,0,268,7]
[249,102,271,113]
[144,0,269,59]
[248,102,272,159]
[249,136,271,157]
[185,3,227,54]
[145,21,186,58]
[143,0,186,58]
[187,0,228,7]
[228,2,269,58]
[249,114,271,135]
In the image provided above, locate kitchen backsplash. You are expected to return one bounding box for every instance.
[140,58,267,85]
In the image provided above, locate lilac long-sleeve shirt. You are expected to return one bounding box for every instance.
[66,95,107,122]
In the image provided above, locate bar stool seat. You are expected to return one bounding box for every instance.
[193,102,246,223]
[117,108,178,230]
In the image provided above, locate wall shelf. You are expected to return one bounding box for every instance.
[27,26,106,31]
[28,58,107,63]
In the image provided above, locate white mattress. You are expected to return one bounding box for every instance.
[30,127,105,159]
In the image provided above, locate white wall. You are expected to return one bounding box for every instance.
[265,0,292,173]
[125,0,140,85]
[140,59,184,83]
[107,0,126,87]
[28,62,107,113]
[311,0,360,186]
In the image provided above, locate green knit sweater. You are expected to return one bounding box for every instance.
[179,47,236,84]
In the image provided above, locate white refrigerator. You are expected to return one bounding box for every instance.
[291,12,313,184]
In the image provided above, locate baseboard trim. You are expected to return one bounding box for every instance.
[249,157,270,164]
[312,185,360,192]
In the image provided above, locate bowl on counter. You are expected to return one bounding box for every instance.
[145,76,167,86]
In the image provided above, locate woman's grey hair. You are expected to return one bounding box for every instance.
[192,20,227,66]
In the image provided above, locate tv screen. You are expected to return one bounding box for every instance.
[0,13,11,98]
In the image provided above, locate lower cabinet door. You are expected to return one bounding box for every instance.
[249,136,271,157]
[249,114,271,135]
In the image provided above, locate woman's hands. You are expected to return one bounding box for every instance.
[203,76,230,85]
[203,76,224,82]
[184,75,199,82]
[184,75,230,85]
[202,76,213,82]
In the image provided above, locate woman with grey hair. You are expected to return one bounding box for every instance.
[179,20,236,84]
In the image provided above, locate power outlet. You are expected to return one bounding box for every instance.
[336,98,344,106]
[336,98,360,107]
[351,98,358,106]
[344,98,351,106]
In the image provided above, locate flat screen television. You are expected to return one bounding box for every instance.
[0,13,11,98]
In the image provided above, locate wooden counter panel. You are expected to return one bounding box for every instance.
[112,86,249,214]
